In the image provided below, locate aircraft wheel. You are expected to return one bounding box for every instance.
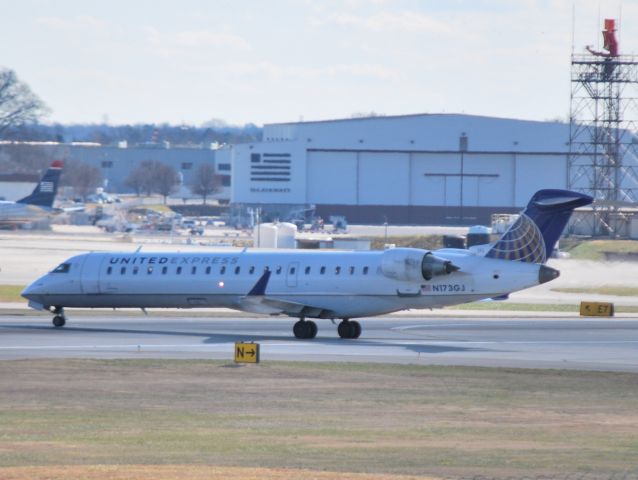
[338,320,361,339]
[306,321,318,339]
[52,315,66,328]
[293,320,304,338]
[350,321,361,339]
[338,320,352,339]
[294,320,317,339]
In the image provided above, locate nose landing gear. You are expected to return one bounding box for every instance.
[50,306,66,328]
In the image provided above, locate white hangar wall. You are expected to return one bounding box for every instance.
[263,114,571,152]
[299,150,566,223]
[232,114,572,224]
[306,152,357,205]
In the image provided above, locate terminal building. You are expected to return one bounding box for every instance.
[230,113,576,225]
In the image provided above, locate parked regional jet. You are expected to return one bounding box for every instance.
[22,189,592,339]
[0,160,72,226]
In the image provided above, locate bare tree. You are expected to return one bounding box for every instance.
[125,161,178,202]
[60,159,103,200]
[153,163,179,204]
[0,69,49,136]
[190,163,221,204]
[147,161,179,204]
[124,164,148,196]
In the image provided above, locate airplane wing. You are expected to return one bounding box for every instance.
[50,204,86,215]
[238,270,333,317]
[58,205,85,213]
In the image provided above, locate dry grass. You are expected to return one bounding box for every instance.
[0,465,433,480]
[552,286,638,297]
[561,239,638,261]
[368,235,443,251]
[0,360,637,478]
[0,285,24,303]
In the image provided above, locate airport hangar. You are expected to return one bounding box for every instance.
[230,113,579,225]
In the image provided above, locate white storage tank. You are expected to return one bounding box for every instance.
[276,222,298,249]
[254,223,278,248]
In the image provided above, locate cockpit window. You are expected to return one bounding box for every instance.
[51,263,71,273]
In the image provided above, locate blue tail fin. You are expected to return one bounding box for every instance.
[17,160,63,207]
[486,189,593,263]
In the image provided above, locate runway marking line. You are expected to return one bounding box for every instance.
[392,323,479,331]
[1,339,638,351]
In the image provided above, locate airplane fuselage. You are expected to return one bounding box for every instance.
[0,201,54,225]
[19,188,590,339]
[22,248,550,319]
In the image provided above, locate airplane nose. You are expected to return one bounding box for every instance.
[538,265,560,284]
[21,282,44,299]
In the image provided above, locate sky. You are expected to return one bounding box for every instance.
[1,0,636,126]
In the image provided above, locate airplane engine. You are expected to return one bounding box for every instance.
[381,248,459,282]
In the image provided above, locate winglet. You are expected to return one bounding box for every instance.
[247,269,271,296]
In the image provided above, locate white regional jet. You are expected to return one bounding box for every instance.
[0,160,69,226]
[22,189,592,339]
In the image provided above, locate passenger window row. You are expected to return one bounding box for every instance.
[105,264,370,276]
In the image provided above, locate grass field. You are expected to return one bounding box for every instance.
[448,301,638,313]
[0,360,637,479]
[561,239,638,261]
[369,235,443,251]
[0,285,24,303]
[0,465,433,480]
[552,286,638,297]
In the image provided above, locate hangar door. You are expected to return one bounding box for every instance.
[307,152,357,204]
[411,153,513,206]
[358,153,410,205]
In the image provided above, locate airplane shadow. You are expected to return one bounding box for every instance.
[0,324,491,355]
[0,324,290,343]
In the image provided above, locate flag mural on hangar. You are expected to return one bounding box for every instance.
[250,153,292,183]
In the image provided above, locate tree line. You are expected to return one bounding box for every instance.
[0,67,233,203]
[5,122,261,147]
[61,161,221,204]
[0,67,261,146]
[124,161,221,204]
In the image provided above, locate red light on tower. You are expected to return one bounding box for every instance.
[587,18,619,57]
[602,18,618,57]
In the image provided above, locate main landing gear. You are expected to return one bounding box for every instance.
[337,319,361,339]
[293,318,318,339]
[50,306,66,328]
[292,318,362,339]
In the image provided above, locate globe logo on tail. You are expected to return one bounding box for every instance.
[485,214,546,264]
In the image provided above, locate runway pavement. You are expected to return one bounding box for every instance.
[1,314,637,372]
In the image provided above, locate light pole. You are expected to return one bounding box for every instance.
[383,216,388,245]
[459,132,468,224]
[256,207,261,247]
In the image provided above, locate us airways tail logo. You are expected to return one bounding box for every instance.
[39,181,54,193]
[485,213,546,264]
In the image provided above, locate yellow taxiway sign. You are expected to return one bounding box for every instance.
[234,342,260,363]
[580,301,614,317]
